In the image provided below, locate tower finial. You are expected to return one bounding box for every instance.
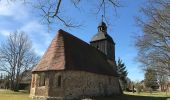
[102,15,104,22]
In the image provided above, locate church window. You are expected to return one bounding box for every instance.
[57,75,62,87]
[39,73,45,86]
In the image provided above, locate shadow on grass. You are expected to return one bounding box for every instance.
[19,90,30,93]
[94,94,170,100]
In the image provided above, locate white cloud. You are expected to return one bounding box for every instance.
[20,21,43,33]
[0,1,53,56]
[19,20,53,44]
[0,3,11,16]
[0,30,11,36]
[34,47,45,56]
[0,1,29,20]
[18,20,54,56]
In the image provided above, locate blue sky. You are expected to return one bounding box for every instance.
[0,0,146,81]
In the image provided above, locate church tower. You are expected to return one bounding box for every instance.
[90,20,115,61]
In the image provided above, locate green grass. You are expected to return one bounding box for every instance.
[125,91,170,97]
[0,89,170,100]
[0,89,31,100]
[94,92,170,100]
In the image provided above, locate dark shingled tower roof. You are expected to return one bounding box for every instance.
[32,29,116,76]
[91,21,114,44]
[91,32,114,43]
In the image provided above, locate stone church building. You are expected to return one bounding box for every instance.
[30,21,122,100]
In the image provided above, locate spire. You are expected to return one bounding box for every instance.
[98,15,107,32]
[102,15,104,22]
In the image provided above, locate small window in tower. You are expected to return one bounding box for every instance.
[57,75,62,87]
[100,27,103,31]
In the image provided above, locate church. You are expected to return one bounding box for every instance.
[30,21,122,100]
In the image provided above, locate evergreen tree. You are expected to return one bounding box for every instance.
[116,58,128,90]
[144,68,159,91]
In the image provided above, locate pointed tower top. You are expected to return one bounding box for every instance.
[102,15,104,22]
[98,22,107,31]
[98,16,107,32]
[90,19,114,43]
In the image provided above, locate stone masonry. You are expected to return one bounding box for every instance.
[30,70,121,100]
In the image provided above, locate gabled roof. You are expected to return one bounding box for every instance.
[32,29,117,76]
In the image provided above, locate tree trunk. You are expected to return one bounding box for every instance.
[14,72,20,92]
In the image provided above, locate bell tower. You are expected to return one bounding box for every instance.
[90,19,115,61]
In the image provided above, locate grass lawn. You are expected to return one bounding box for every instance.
[94,92,170,100]
[0,89,170,100]
[0,89,31,100]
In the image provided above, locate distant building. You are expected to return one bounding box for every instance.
[19,70,32,90]
[30,21,122,100]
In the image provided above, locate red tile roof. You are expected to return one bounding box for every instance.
[32,29,117,76]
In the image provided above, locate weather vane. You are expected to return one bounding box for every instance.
[102,15,104,22]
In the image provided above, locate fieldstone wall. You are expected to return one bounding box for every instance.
[30,73,49,98]
[30,71,122,100]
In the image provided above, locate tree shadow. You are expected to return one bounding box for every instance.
[94,94,170,100]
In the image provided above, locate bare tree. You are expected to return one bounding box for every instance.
[2,0,121,28]
[135,0,170,91]
[0,31,39,91]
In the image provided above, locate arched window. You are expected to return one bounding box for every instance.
[100,27,103,31]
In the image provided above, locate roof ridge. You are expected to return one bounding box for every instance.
[59,29,90,46]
